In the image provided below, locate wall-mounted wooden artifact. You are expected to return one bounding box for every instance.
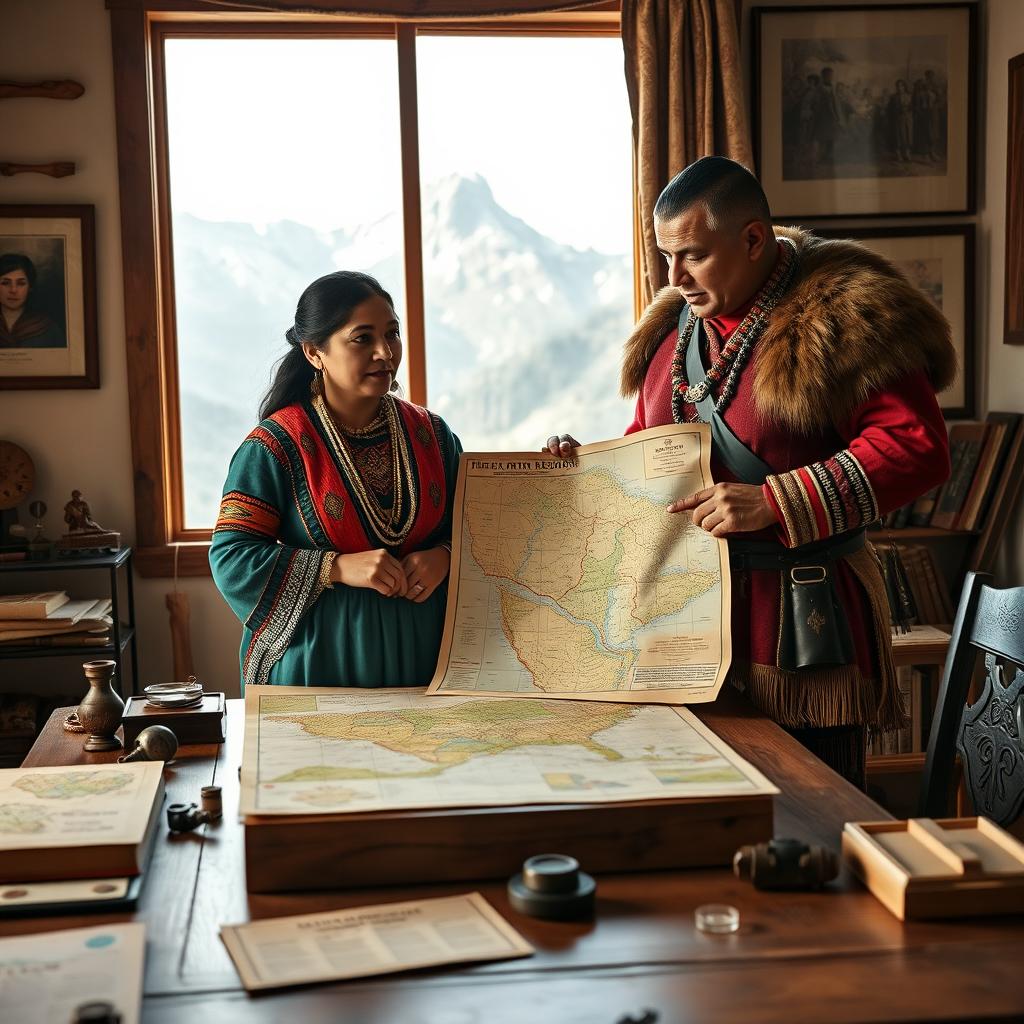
[0,80,84,100]
[0,162,75,178]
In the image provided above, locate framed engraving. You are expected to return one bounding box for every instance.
[814,224,974,417]
[0,205,98,389]
[753,4,977,218]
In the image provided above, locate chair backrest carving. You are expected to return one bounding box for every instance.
[957,655,1024,825]
[919,573,1024,821]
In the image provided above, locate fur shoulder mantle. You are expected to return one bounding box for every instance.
[620,226,957,434]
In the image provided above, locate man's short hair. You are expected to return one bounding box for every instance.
[653,156,772,233]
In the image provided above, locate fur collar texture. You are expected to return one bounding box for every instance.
[620,226,957,434]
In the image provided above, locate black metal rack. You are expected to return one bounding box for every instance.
[0,547,138,696]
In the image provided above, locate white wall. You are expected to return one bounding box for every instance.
[1,0,1021,702]
[0,0,242,699]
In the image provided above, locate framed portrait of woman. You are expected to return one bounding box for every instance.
[0,204,98,389]
[813,224,975,417]
[753,3,977,218]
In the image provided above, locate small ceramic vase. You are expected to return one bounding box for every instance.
[77,659,124,752]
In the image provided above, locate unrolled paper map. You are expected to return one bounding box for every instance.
[427,424,731,704]
[240,686,777,816]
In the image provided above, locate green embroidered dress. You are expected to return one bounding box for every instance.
[209,395,462,689]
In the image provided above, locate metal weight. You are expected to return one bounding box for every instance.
[117,724,178,764]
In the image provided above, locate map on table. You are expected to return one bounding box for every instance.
[0,761,163,846]
[240,686,777,816]
[427,423,731,704]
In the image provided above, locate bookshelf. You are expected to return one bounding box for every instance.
[864,412,1024,792]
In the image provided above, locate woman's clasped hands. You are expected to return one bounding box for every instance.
[331,547,450,602]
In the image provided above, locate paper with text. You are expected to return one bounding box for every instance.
[220,892,532,990]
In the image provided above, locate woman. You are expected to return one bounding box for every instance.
[0,253,62,347]
[210,271,462,688]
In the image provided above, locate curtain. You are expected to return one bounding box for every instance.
[622,0,753,305]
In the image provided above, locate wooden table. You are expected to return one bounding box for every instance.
[7,692,1024,1023]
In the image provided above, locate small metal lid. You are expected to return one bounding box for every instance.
[508,853,596,920]
[522,853,580,894]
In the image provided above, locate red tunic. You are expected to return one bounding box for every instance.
[625,318,950,683]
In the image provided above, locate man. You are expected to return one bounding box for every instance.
[546,157,954,786]
[814,67,843,170]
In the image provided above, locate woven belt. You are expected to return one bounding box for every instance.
[728,528,867,573]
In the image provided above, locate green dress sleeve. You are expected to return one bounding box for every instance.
[209,433,335,685]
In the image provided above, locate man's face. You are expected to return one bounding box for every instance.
[655,206,769,318]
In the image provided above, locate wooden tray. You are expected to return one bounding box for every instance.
[842,816,1024,920]
[245,792,773,893]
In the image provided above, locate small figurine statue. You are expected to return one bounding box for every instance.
[58,488,120,554]
[64,489,105,533]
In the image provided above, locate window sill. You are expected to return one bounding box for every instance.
[136,544,213,578]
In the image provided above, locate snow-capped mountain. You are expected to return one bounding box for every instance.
[172,174,635,525]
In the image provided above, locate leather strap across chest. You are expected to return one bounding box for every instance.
[681,307,774,485]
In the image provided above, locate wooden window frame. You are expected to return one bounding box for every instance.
[108,1,630,577]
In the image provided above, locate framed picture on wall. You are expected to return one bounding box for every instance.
[814,224,974,417]
[753,4,977,218]
[0,204,98,389]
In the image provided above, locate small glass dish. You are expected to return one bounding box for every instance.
[695,903,740,934]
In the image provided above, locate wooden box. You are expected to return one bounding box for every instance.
[245,793,773,893]
[121,692,226,748]
[842,816,1024,920]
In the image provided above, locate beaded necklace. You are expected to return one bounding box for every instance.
[312,393,418,547]
[670,237,798,424]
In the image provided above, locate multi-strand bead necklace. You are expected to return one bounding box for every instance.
[670,236,799,424]
[312,392,418,548]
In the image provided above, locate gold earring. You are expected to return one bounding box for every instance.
[310,366,323,399]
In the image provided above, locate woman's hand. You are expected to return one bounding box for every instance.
[667,483,778,537]
[333,549,409,597]
[401,546,451,603]
[542,433,581,458]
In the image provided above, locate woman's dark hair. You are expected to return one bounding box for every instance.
[0,253,37,288]
[259,271,395,421]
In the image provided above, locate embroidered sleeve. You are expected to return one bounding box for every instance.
[765,451,878,547]
[209,430,339,686]
[763,370,950,549]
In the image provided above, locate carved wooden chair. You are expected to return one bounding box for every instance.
[918,572,1024,823]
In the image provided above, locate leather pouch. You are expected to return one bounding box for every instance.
[778,565,855,671]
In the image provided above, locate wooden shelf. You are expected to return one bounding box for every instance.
[867,752,926,775]
[868,527,977,540]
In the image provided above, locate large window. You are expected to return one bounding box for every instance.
[114,10,634,572]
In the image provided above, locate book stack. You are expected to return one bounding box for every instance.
[0,591,112,648]
[882,412,1024,531]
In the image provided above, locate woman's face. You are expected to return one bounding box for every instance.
[309,294,402,404]
[0,270,29,313]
